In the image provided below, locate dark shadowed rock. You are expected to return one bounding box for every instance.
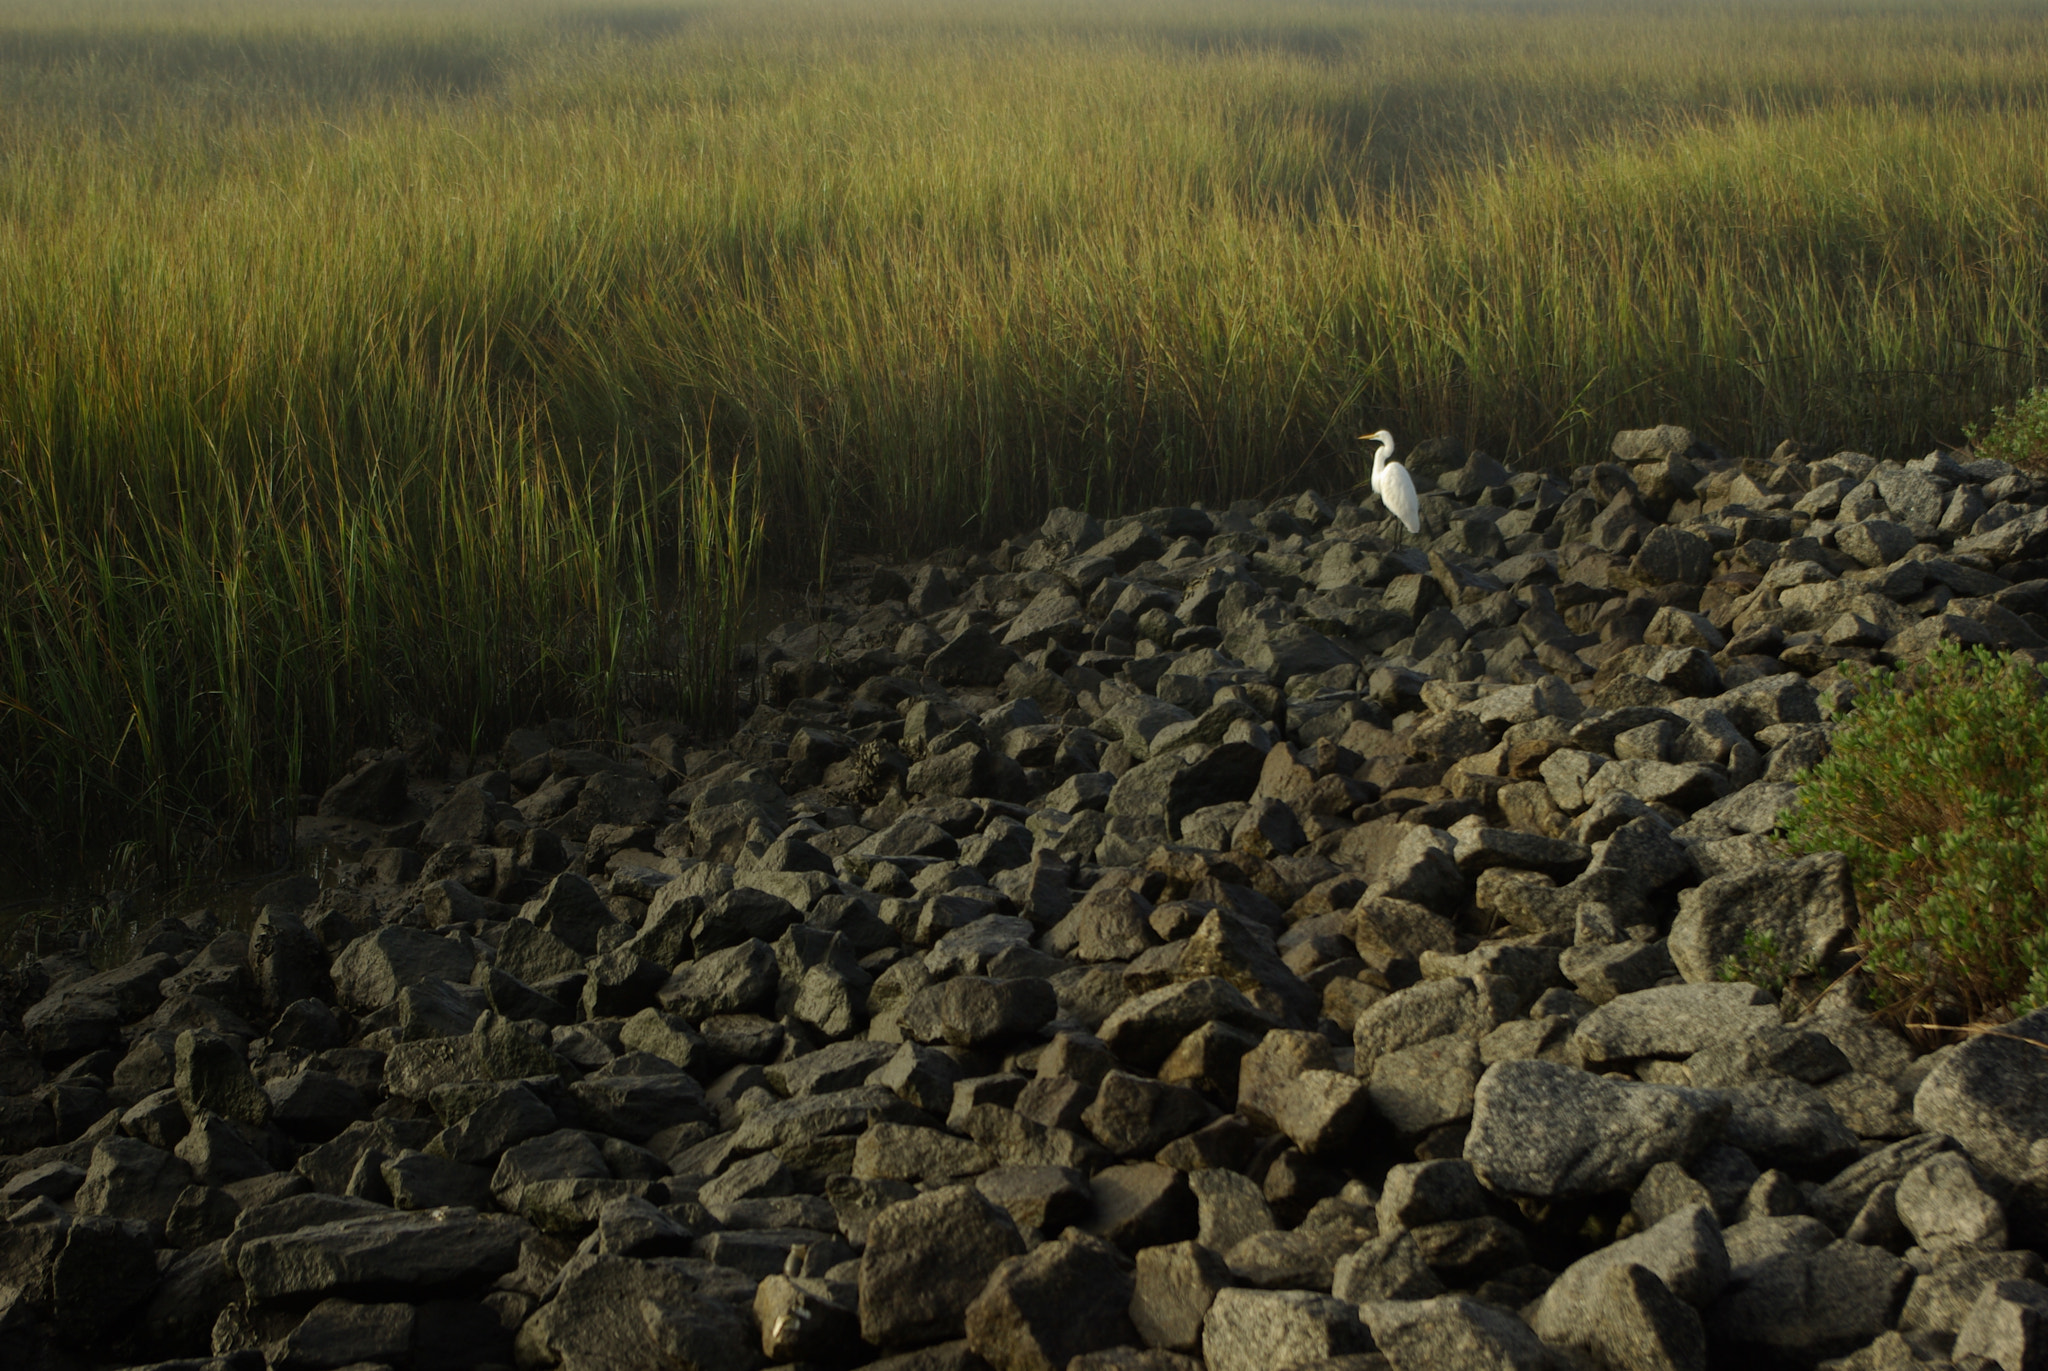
[860,1184,1027,1347]
[965,1230,1137,1371]
[514,1252,760,1371]
[235,1206,521,1298]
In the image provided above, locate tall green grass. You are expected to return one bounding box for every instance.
[3,0,2046,874]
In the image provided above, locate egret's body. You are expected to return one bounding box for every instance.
[1361,428,1421,533]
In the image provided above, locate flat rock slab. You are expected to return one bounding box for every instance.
[235,1206,522,1298]
[1466,1059,1729,1200]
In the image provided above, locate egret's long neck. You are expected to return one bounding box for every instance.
[1372,439,1393,478]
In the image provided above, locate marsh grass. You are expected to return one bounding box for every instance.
[3,0,2047,872]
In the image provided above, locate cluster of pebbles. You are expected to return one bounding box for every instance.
[8,424,2048,1371]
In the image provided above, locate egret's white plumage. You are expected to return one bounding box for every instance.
[1360,428,1421,533]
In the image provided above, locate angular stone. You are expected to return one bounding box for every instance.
[1370,1035,1481,1139]
[1573,983,1781,1065]
[1896,1152,2006,1252]
[173,1029,271,1128]
[1082,1071,1214,1157]
[73,1135,194,1241]
[659,939,779,1021]
[900,975,1058,1048]
[1358,1295,1552,1371]
[1202,1288,1371,1371]
[1953,1279,2048,1371]
[236,1207,521,1298]
[1669,853,1854,985]
[1534,1204,1729,1345]
[513,1251,759,1371]
[1914,1006,2048,1185]
[1131,1240,1233,1353]
[1466,1060,1729,1200]
[1333,1232,1447,1305]
[330,927,476,1012]
[1099,979,1279,1071]
[965,1231,1138,1371]
[1704,1239,1911,1364]
[859,1184,1027,1347]
[1084,1162,1198,1253]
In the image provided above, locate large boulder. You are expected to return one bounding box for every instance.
[1466,1060,1729,1200]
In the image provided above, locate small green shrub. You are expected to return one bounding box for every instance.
[1716,927,1826,1000]
[1782,642,2048,1026]
[1968,385,2048,476]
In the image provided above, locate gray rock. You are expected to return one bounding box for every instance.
[248,908,334,1016]
[1808,1133,1954,1232]
[1358,1295,1552,1371]
[693,886,803,953]
[1953,1278,2048,1371]
[1083,1070,1214,1157]
[519,873,618,955]
[1835,519,1918,569]
[1914,1007,2048,1185]
[175,1110,274,1186]
[1532,1204,1729,1342]
[1718,1077,1860,1171]
[859,1183,1027,1346]
[1099,978,1278,1070]
[1352,977,1497,1076]
[381,1149,492,1210]
[1191,1167,1277,1254]
[569,1065,712,1147]
[1379,1159,1490,1233]
[1572,983,1780,1065]
[276,1296,416,1369]
[73,1136,193,1241]
[1684,1024,1850,1089]
[1274,1068,1377,1156]
[854,1122,994,1185]
[1203,1288,1371,1371]
[1332,1232,1446,1304]
[236,1206,521,1298]
[1368,1035,1481,1138]
[1225,1223,1359,1293]
[1466,1060,1729,1200]
[1705,1239,1911,1364]
[1900,1247,2047,1335]
[973,1164,1093,1234]
[514,1252,759,1371]
[927,624,1021,686]
[1573,1263,1707,1371]
[1896,1152,2006,1252]
[174,1030,271,1127]
[329,927,475,1011]
[1669,852,1854,985]
[659,939,780,1021]
[1131,1240,1233,1352]
[1084,1161,1199,1252]
[965,1231,1138,1371]
[899,975,1058,1048]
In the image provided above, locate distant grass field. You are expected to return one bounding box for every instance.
[3,0,2045,876]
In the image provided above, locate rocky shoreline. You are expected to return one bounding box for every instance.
[7,425,2048,1371]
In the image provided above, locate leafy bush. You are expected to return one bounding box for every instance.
[1782,642,2048,1025]
[1715,928,1826,1000]
[1968,385,2048,476]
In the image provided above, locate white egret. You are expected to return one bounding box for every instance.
[1360,428,1422,534]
